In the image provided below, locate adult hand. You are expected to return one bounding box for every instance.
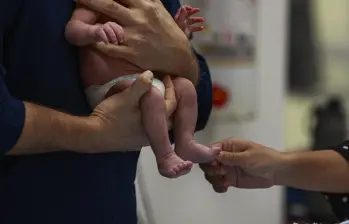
[76,0,199,84]
[84,71,176,152]
[199,138,284,192]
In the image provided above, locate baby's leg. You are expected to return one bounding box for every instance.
[172,78,221,163]
[140,85,193,178]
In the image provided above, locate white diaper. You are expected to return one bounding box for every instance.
[85,74,165,108]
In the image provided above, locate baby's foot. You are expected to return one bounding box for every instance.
[176,140,221,163]
[157,151,193,178]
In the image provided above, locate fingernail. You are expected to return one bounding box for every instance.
[143,71,154,80]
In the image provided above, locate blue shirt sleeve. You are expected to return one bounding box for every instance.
[0,0,26,153]
[193,49,213,131]
[0,66,25,153]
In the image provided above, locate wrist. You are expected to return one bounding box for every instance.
[273,152,295,186]
[9,103,100,155]
[87,24,100,41]
[59,115,102,153]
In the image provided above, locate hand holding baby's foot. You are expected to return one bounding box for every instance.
[93,22,124,45]
[175,6,204,38]
[157,151,193,178]
[176,141,221,163]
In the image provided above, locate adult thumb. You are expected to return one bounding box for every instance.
[216,151,248,167]
[124,71,153,106]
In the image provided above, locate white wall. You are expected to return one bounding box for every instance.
[136,0,288,223]
[313,0,349,96]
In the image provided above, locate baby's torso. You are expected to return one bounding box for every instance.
[79,15,143,87]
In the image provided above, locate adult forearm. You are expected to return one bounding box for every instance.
[275,150,349,192]
[179,48,199,85]
[7,102,95,155]
[165,42,199,85]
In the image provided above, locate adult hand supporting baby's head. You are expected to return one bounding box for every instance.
[76,0,199,84]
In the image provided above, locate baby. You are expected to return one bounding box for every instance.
[65,3,220,178]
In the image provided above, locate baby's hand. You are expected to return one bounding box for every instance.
[175,6,204,38]
[94,22,124,45]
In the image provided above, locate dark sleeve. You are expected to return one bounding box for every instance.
[0,0,26,153]
[164,0,213,134]
[0,68,25,153]
[323,141,349,222]
[192,50,213,131]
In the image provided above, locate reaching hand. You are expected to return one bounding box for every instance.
[175,6,204,38]
[93,22,124,45]
[199,138,283,192]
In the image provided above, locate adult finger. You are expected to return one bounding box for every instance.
[199,163,227,176]
[216,151,248,167]
[115,0,137,7]
[77,0,133,24]
[94,42,133,59]
[119,0,161,9]
[121,71,153,107]
[210,141,222,150]
[213,185,228,193]
[204,173,226,186]
[212,138,253,153]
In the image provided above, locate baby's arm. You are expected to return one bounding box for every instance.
[65,5,102,46]
[65,5,124,46]
[175,6,204,38]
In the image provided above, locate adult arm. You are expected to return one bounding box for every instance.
[203,138,349,222]
[0,1,176,155]
[275,142,349,221]
[203,138,349,193]
[0,66,95,155]
[0,1,98,155]
[275,145,349,193]
[0,67,159,155]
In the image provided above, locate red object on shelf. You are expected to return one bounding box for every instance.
[212,83,230,108]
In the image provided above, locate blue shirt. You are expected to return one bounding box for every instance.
[0,0,212,223]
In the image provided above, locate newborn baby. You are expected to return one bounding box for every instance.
[65,3,220,178]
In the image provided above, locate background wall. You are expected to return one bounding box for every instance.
[285,0,349,152]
